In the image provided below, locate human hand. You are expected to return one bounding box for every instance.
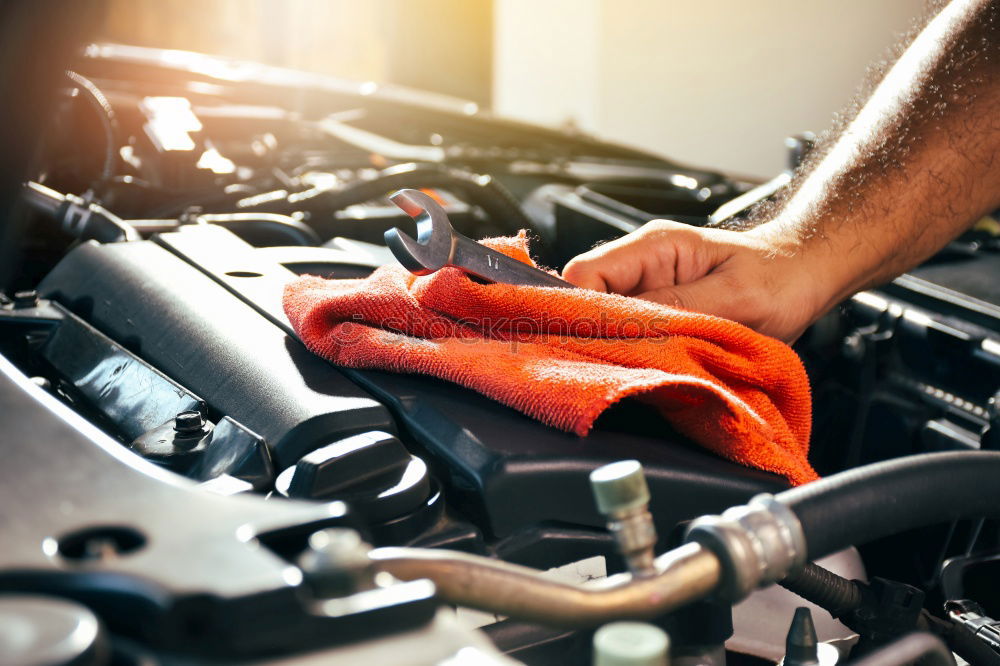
[562,219,832,344]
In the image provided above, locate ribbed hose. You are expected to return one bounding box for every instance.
[780,561,863,617]
[776,451,1000,561]
[246,163,535,235]
[65,70,117,182]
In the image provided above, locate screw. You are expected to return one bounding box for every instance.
[12,290,38,309]
[173,410,206,435]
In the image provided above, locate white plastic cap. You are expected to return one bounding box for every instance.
[593,621,669,666]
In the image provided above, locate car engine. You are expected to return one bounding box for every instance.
[2,31,1000,666]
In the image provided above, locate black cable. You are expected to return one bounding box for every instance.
[239,163,535,235]
[782,565,1000,664]
[23,181,138,243]
[780,561,864,617]
[777,451,1000,561]
[65,70,118,182]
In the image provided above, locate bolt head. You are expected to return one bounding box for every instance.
[173,410,206,434]
[298,528,374,598]
[305,528,369,567]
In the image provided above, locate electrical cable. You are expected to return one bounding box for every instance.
[780,561,864,617]
[239,163,536,235]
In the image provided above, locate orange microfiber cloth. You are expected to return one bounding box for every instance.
[283,234,818,486]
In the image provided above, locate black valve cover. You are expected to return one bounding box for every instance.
[37,230,783,553]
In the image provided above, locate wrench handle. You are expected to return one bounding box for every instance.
[451,235,573,288]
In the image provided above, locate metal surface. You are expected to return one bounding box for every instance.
[369,541,721,628]
[386,189,571,288]
[685,493,807,601]
[0,349,437,657]
[0,595,108,666]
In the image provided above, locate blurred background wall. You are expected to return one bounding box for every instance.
[96,0,925,178]
[494,0,924,178]
[96,0,494,105]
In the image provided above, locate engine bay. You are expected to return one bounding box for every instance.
[2,42,1000,665]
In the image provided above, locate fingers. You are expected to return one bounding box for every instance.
[564,220,713,295]
[563,219,825,343]
[562,234,650,294]
[638,272,743,322]
[640,274,813,344]
[561,253,611,292]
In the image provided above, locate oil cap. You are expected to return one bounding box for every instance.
[276,431,431,523]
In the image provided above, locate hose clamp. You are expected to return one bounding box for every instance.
[683,494,806,601]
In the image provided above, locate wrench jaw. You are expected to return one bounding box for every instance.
[384,227,439,275]
[386,189,455,275]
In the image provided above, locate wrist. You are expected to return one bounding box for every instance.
[743,215,855,326]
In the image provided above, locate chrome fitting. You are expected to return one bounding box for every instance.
[590,460,658,578]
[683,494,805,601]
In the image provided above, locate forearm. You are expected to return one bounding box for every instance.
[752,0,1000,314]
[564,0,1000,343]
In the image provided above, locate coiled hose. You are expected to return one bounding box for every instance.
[776,451,1000,561]
[780,561,863,617]
[65,70,117,182]
[242,163,535,236]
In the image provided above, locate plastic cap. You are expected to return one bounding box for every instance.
[590,460,650,515]
[593,621,669,666]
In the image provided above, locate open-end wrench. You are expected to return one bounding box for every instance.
[385,189,573,288]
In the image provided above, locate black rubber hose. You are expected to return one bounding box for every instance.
[243,163,535,235]
[780,562,863,618]
[23,181,138,243]
[65,70,117,182]
[197,213,320,247]
[776,451,1000,561]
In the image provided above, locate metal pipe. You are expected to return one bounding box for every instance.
[368,542,721,628]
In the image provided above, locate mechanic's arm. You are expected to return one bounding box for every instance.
[563,0,1000,343]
